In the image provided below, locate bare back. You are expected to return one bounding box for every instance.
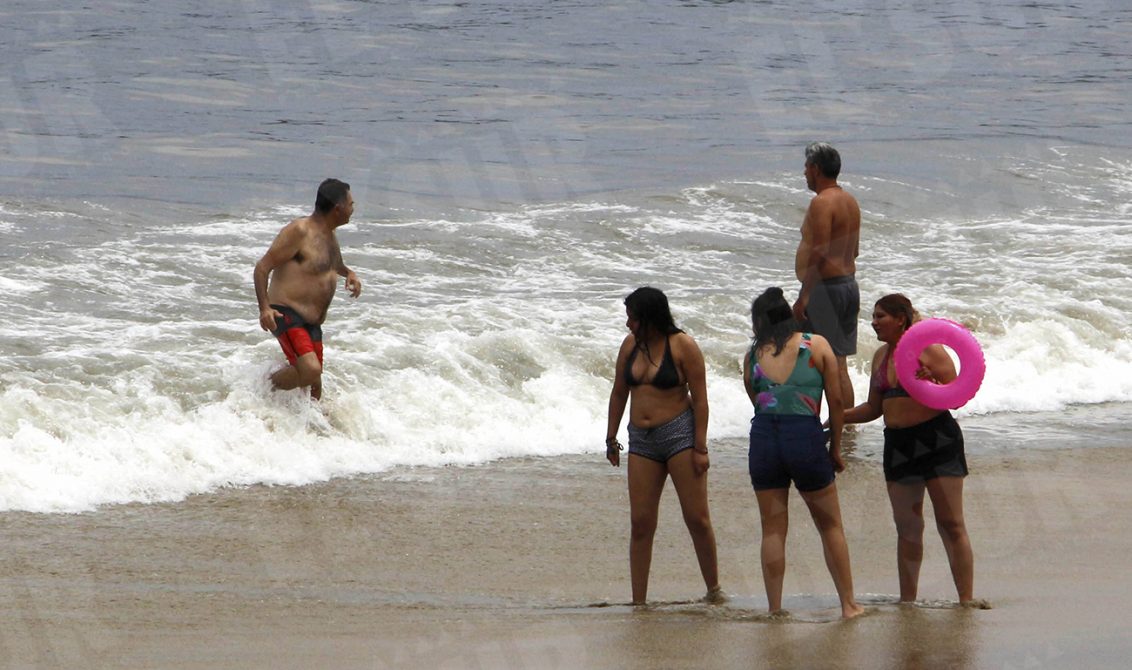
[262,217,343,324]
[795,186,861,280]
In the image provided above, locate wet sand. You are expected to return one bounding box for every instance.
[2,442,1131,669]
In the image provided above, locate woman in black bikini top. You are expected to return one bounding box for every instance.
[622,335,683,389]
[604,286,721,606]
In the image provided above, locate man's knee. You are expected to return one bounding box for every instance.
[295,355,323,387]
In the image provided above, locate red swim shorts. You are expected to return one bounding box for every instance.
[270,304,324,366]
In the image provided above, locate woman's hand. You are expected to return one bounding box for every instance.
[914,361,937,382]
[692,449,710,475]
[829,447,846,473]
[606,439,623,467]
[916,345,958,384]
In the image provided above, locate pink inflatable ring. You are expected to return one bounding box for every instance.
[893,318,985,410]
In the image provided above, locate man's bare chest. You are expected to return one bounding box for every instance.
[294,234,340,275]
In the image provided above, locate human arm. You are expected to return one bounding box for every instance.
[793,198,834,321]
[679,334,711,475]
[811,335,845,471]
[842,347,885,424]
[742,347,758,406]
[337,259,362,298]
[253,222,303,331]
[605,336,634,467]
[917,344,958,384]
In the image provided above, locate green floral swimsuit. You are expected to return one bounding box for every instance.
[749,333,824,416]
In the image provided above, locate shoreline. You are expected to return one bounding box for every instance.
[2,442,1131,668]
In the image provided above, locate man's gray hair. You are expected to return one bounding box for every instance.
[805,142,841,179]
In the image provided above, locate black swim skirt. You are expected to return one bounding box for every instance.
[883,411,968,484]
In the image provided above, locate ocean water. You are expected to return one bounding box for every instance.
[2,0,1130,512]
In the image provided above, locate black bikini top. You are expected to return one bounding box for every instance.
[624,336,683,389]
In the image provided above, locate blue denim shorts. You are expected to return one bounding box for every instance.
[748,414,834,492]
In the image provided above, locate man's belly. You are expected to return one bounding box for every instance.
[268,275,337,324]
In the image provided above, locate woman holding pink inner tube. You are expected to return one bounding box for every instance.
[843,293,976,604]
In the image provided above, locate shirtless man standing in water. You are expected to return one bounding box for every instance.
[793,143,861,407]
[254,178,361,400]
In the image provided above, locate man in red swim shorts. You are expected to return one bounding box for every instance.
[270,304,324,368]
[253,178,362,400]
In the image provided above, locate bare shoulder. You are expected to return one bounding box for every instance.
[815,186,859,209]
[671,330,699,347]
[828,187,861,215]
[276,216,312,239]
[805,333,837,366]
[810,189,837,206]
[292,215,316,233]
[263,218,310,260]
[870,344,888,371]
[616,334,636,358]
[671,331,703,358]
[804,194,834,225]
[807,332,833,353]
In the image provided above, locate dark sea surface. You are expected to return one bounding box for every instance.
[4,0,1129,213]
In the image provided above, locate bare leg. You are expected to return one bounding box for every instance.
[271,352,322,399]
[627,454,668,605]
[926,476,975,603]
[754,488,789,614]
[887,481,927,602]
[799,483,864,619]
[835,355,854,409]
[667,449,721,599]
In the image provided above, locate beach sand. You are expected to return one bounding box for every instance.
[3,440,1131,669]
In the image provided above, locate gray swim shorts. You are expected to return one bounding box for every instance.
[805,275,859,356]
[628,408,695,462]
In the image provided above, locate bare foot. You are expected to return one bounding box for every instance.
[703,586,727,605]
[842,602,866,619]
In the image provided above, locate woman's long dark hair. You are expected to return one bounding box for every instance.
[751,287,800,356]
[624,287,682,339]
[624,287,683,364]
